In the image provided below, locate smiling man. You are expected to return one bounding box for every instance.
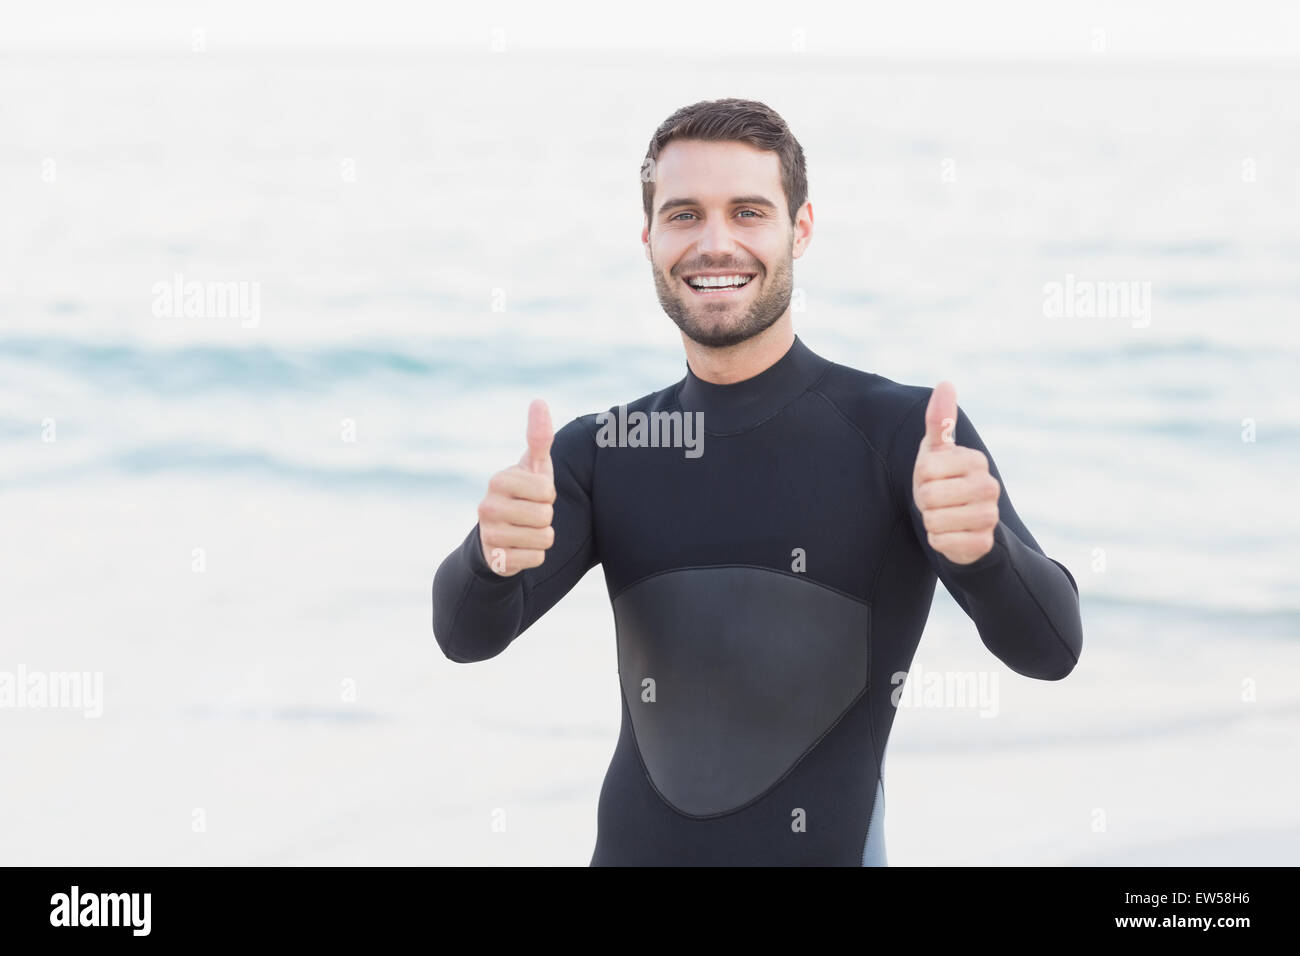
[432,98,1083,866]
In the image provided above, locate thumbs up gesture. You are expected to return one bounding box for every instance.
[477,399,558,576]
[911,382,1000,565]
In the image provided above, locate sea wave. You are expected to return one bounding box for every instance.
[0,335,667,395]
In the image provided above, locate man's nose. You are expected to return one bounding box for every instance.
[696,213,738,256]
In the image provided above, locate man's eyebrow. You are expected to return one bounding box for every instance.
[657,195,779,215]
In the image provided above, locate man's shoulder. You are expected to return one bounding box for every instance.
[567,378,685,429]
[553,379,686,447]
[812,360,932,457]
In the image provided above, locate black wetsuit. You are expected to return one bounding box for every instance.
[432,335,1083,866]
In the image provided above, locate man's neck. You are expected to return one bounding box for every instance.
[681,313,795,385]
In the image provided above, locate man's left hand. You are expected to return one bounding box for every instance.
[911,381,1000,565]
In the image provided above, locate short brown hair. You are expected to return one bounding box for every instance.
[641,98,808,229]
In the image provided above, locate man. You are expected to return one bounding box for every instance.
[432,98,1083,866]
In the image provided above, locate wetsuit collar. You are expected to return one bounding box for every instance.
[676,334,829,434]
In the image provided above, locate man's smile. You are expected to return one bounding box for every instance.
[680,271,758,296]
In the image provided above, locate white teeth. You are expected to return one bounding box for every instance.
[687,275,753,289]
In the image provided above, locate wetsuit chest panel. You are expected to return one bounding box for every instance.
[613,565,871,817]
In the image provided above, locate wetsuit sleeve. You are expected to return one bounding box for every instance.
[432,415,599,663]
[888,392,1083,680]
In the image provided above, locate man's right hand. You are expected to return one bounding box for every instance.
[477,399,557,576]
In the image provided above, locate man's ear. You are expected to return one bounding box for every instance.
[791,200,814,259]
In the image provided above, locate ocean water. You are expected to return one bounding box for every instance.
[2,49,1298,865]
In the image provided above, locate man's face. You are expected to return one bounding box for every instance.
[643,139,811,349]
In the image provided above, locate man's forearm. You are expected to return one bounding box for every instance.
[432,523,526,663]
[936,519,1083,680]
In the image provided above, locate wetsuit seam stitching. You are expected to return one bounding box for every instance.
[807,383,890,468]
[808,381,908,521]
[636,677,874,822]
[610,562,871,607]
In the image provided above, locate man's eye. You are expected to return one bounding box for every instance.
[669,210,761,221]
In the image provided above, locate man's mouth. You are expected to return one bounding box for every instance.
[681,272,757,295]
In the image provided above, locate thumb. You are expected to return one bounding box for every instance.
[524,398,554,476]
[922,381,958,451]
